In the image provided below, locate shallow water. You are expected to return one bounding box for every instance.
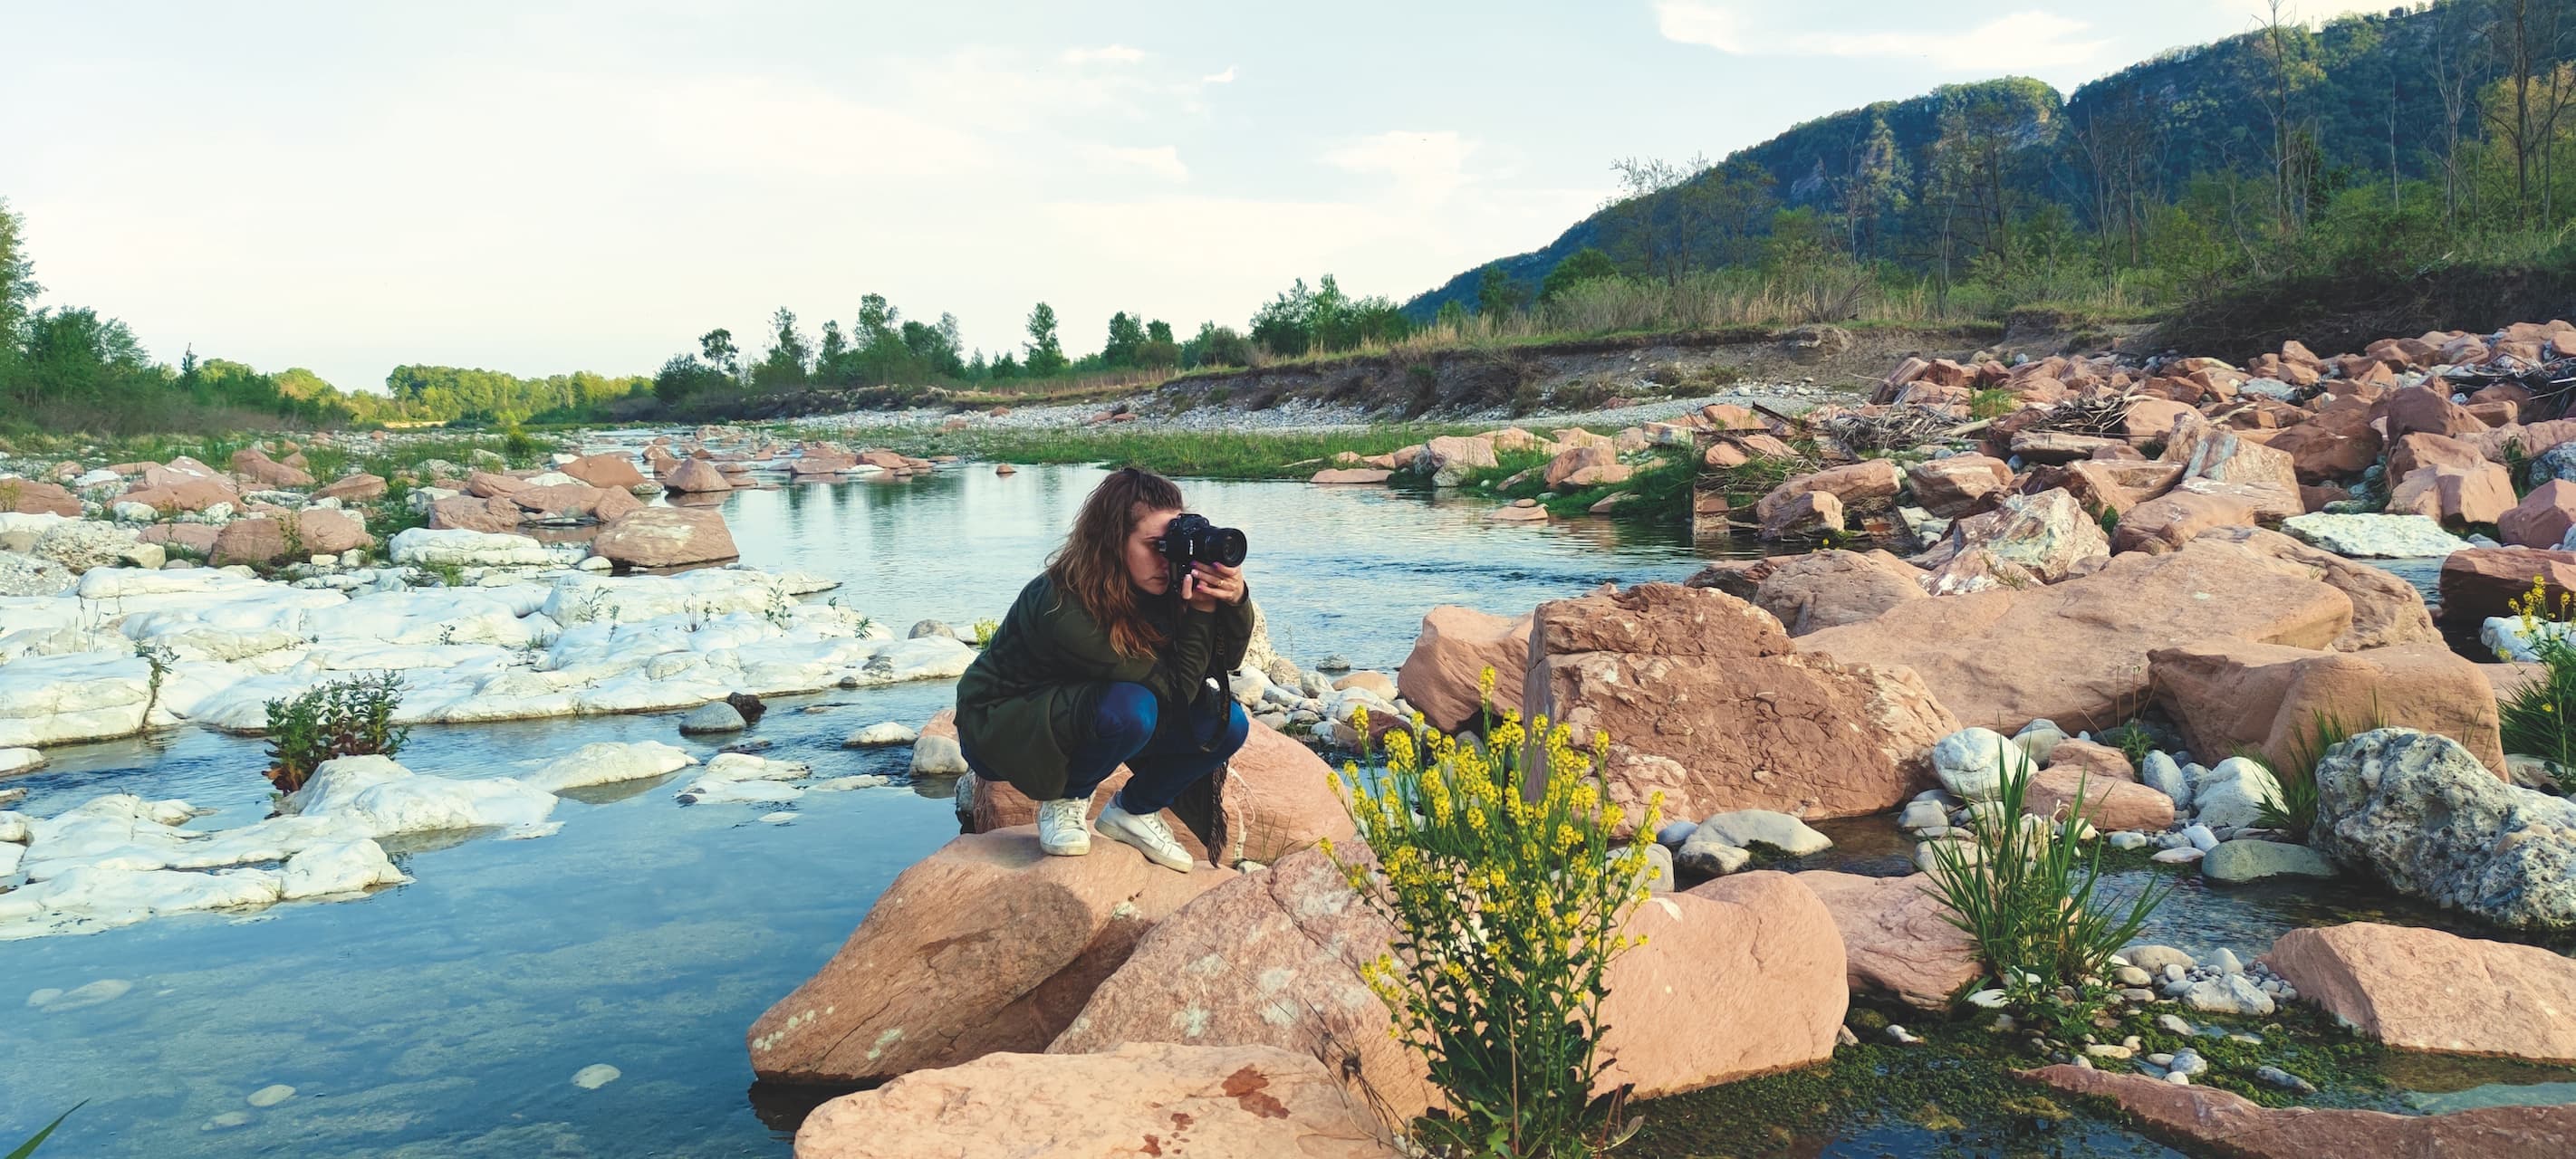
[0,465,1736,1157]
[1,465,2565,1156]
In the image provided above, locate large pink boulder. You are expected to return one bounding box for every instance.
[663,458,735,494]
[2192,526,2438,652]
[1751,550,1927,635]
[2389,463,2515,526]
[2,479,81,516]
[2500,479,2576,549]
[1753,459,1902,527]
[428,494,523,533]
[207,510,375,567]
[2437,546,2576,622]
[590,506,738,568]
[229,448,313,487]
[1801,538,2352,733]
[2021,1065,2576,1159]
[560,454,648,490]
[968,717,1354,868]
[2264,922,2576,1063]
[2149,640,2504,775]
[1793,870,1978,1010]
[2024,765,2174,831]
[1905,455,2012,518]
[1523,583,1957,828]
[795,1043,1402,1159]
[312,474,387,503]
[745,828,1235,1084]
[2111,491,2260,555]
[1053,851,1845,1121]
[1395,605,1532,732]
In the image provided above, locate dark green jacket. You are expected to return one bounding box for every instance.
[955,572,1257,801]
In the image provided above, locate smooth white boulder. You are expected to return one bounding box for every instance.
[0,747,43,774]
[2190,757,2282,830]
[278,839,410,899]
[1933,727,2026,801]
[286,755,558,837]
[389,528,554,568]
[2280,512,2468,558]
[520,741,699,792]
[0,652,151,748]
[0,865,284,934]
[702,752,812,781]
[843,722,918,747]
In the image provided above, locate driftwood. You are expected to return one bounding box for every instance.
[2026,391,2137,437]
[1816,405,1956,453]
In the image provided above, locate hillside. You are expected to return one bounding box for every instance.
[1406,1,2528,321]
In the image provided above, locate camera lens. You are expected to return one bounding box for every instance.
[1211,527,1247,567]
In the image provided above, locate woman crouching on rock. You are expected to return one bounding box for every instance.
[954,466,1254,872]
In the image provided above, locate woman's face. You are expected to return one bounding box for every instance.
[1125,507,1181,596]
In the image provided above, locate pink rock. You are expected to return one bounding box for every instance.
[746,828,1236,1084]
[2024,765,2174,831]
[2500,479,2576,548]
[1308,468,1392,484]
[793,1042,1402,1159]
[312,474,387,503]
[1793,870,1978,1010]
[560,454,648,490]
[663,458,735,494]
[1395,605,1532,732]
[2,479,81,516]
[590,506,738,568]
[2264,922,2576,1062]
[2021,1065,2576,1158]
[967,717,1354,868]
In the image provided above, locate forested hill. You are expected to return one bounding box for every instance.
[1405,0,2519,320]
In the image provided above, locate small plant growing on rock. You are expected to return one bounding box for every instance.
[1922,753,2170,1018]
[2249,707,2374,842]
[1325,668,1661,1158]
[969,618,1000,647]
[263,673,411,792]
[2498,576,2576,790]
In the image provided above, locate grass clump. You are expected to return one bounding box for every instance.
[1968,388,2017,420]
[1325,674,1663,1158]
[2498,576,2576,790]
[263,673,411,792]
[1921,753,2172,1012]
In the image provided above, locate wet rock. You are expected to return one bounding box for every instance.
[278,839,410,898]
[245,1084,296,1107]
[1694,809,1832,856]
[571,1064,621,1090]
[2201,839,2337,883]
[518,742,698,792]
[679,701,745,734]
[1674,827,1752,876]
[746,828,1236,1084]
[2312,729,2576,930]
[2020,1065,2576,1159]
[843,721,918,747]
[1523,583,1956,829]
[663,459,734,493]
[793,1042,1404,1159]
[1932,728,2026,800]
[2264,922,2576,1063]
[2190,757,2283,831]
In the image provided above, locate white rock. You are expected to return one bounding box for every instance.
[285,755,558,838]
[246,1084,295,1108]
[278,840,410,899]
[0,652,150,748]
[676,779,803,805]
[519,741,699,792]
[911,734,969,777]
[2182,822,2220,851]
[2191,759,2280,831]
[842,721,918,748]
[2280,512,2468,558]
[806,775,890,792]
[1932,727,2026,800]
[572,1063,621,1089]
[389,528,554,568]
[0,747,43,774]
[1693,809,1832,856]
[2141,752,2192,812]
[703,752,811,781]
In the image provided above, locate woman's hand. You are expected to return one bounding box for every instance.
[1182,562,1245,612]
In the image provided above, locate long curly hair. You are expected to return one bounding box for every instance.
[1047,466,1185,659]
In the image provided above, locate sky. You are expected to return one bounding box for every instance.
[3,0,2387,394]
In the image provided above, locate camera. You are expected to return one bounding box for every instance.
[1157,513,1247,580]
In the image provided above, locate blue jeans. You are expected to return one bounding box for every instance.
[1051,681,1249,813]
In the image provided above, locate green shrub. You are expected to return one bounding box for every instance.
[2498,576,2576,790]
[1327,684,1659,1157]
[1922,753,2171,996]
[2099,721,2155,771]
[264,673,411,792]
[2248,709,2373,842]
[1969,388,2017,420]
[970,618,1000,647]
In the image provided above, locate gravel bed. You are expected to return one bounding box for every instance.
[793,380,1864,437]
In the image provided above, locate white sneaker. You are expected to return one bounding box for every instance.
[1036,798,1091,856]
[1096,801,1195,872]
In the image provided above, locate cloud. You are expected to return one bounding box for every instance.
[1094,145,1188,181]
[1201,65,1236,83]
[1062,43,1146,65]
[1654,2,2110,73]
[1323,130,1476,205]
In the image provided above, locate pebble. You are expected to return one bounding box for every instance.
[2183,823,2219,852]
[2150,848,2205,864]
[2085,1044,2134,1059]
[2157,1014,2196,1036]
[246,1084,295,1107]
[2164,1071,2193,1086]
[202,1111,253,1131]
[1317,654,1350,671]
[2255,1065,2317,1095]
[572,1063,621,1089]
[1966,989,2009,1009]
[759,812,796,824]
[1886,1025,1921,1045]
[2114,965,2152,986]
[34,978,130,1012]
[2108,830,2149,850]
[2167,1049,2208,1078]
[2212,948,2244,975]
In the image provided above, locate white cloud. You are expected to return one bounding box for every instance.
[1201,65,1236,83]
[1322,130,1476,206]
[1062,43,1147,65]
[1094,145,1189,181]
[1655,2,2110,73]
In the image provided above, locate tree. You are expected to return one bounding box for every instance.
[1024,302,1068,376]
[1188,321,1253,368]
[1600,155,1777,285]
[1475,264,1527,317]
[0,198,37,344]
[1101,311,1148,368]
[814,320,851,384]
[754,307,812,387]
[1538,247,1620,302]
[698,329,740,378]
[1435,300,1469,330]
[1139,319,1180,369]
[1248,280,1314,356]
